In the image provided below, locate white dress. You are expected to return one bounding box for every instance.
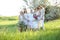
[33,11,40,29]
[24,13,28,25]
[35,11,41,21]
[25,13,37,29]
[32,21,38,29]
[26,13,34,27]
[39,8,45,27]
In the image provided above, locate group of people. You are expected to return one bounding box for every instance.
[18,5,45,32]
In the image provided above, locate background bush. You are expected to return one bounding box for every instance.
[45,6,60,21]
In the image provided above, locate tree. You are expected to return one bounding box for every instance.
[23,0,48,9]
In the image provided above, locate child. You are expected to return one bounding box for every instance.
[27,12,34,31]
[36,5,45,30]
[27,9,38,31]
[39,6,45,30]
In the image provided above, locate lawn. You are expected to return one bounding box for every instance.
[0,16,60,40]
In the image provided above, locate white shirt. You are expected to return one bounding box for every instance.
[19,15,24,22]
[34,11,41,21]
[24,13,28,25]
[40,7,45,20]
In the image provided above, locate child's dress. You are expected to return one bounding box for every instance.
[32,11,40,29]
[27,13,38,29]
[39,8,45,28]
[26,13,34,28]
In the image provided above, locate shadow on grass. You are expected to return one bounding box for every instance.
[0,24,60,40]
[26,29,60,40]
[0,24,18,32]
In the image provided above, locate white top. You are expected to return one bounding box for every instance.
[27,13,38,28]
[40,7,45,20]
[27,13,35,22]
[24,13,28,20]
[34,11,41,21]
[19,15,24,22]
[24,13,28,25]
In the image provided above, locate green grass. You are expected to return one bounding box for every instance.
[0,17,60,40]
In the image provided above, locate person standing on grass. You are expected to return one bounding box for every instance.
[18,11,25,32]
[36,6,42,30]
[32,8,40,31]
[21,8,34,31]
[23,8,28,31]
[30,9,39,31]
[18,8,28,32]
[26,9,34,31]
[23,8,28,26]
[38,5,45,30]
[33,5,45,30]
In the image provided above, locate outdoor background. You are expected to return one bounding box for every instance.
[0,0,60,40]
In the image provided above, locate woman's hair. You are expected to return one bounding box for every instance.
[23,8,27,13]
[34,5,42,11]
[34,8,37,12]
[37,7,40,10]
[41,5,45,8]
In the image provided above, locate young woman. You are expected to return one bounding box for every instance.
[18,11,25,32]
[23,8,28,31]
[26,9,34,31]
[36,5,45,30]
[39,5,45,30]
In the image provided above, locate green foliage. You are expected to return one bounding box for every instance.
[23,0,48,9]
[45,6,60,21]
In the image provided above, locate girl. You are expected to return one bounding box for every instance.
[33,7,41,30]
[23,8,28,31]
[39,6,45,30]
[30,8,39,31]
[18,11,25,32]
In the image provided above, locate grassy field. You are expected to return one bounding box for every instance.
[0,16,60,40]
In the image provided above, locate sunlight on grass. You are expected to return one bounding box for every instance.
[0,20,18,25]
[45,19,60,29]
[0,17,60,40]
